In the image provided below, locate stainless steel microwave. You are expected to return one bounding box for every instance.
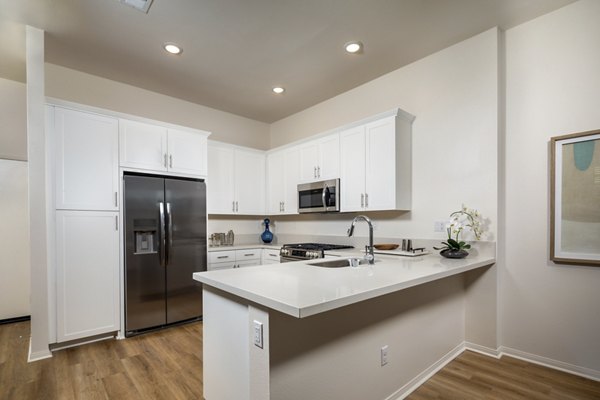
[297,179,340,213]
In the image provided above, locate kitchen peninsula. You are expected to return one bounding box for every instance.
[194,244,497,400]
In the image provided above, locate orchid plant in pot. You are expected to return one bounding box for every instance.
[434,205,483,259]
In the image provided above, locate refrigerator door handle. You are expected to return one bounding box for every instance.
[166,202,173,266]
[159,202,166,267]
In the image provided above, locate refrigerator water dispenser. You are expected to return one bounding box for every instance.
[135,231,156,254]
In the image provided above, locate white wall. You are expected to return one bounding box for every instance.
[268,29,499,242]
[503,0,600,372]
[0,160,30,319]
[0,77,27,161]
[45,64,270,150]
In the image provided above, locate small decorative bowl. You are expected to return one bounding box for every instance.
[374,244,399,251]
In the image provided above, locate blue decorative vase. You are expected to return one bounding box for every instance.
[261,218,273,244]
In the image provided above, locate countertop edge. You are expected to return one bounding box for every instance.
[194,256,496,318]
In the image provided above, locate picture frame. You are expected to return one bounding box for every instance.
[550,129,600,266]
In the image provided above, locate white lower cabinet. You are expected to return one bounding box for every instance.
[261,248,281,265]
[55,210,120,342]
[208,248,262,270]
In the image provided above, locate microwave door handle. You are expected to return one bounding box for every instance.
[322,184,328,209]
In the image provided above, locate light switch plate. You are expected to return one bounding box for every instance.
[253,320,263,348]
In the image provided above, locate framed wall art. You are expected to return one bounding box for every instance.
[550,129,600,266]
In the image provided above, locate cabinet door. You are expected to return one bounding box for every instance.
[282,146,301,214]
[298,141,320,182]
[119,119,168,172]
[55,108,119,211]
[167,129,208,176]
[266,151,285,214]
[234,150,265,215]
[365,117,396,211]
[207,145,235,214]
[340,126,366,212]
[56,211,120,342]
[317,134,340,180]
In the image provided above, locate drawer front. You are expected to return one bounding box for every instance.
[236,260,261,268]
[208,261,236,271]
[209,251,235,264]
[262,249,281,262]
[235,249,261,261]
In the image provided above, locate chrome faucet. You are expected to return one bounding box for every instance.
[347,215,375,264]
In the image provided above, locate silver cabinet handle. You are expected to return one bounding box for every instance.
[114,192,118,207]
[169,154,173,168]
[314,166,317,178]
[115,215,118,231]
[365,193,369,208]
[317,166,321,178]
[235,201,239,212]
[361,193,364,208]
[282,201,285,212]
[159,202,166,267]
[217,255,229,259]
[164,154,168,168]
[269,253,278,257]
[244,253,254,257]
[232,201,236,212]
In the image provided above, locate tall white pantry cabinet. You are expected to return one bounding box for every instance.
[52,107,120,342]
[49,104,210,344]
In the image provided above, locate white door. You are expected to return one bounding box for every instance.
[207,145,235,214]
[298,141,320,182]
[55,108,119,211]
[235,150,265,214]
[119,119,167,172]
[317,134,340,180]
[365,117,396,211]
[266,151,285,214]
[55,210,120,342]
[167,129,208,176]
[340,126,366,212]
[282,146,301,214]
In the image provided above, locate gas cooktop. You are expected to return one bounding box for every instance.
[282,243,354,251]
[280,243,355,261]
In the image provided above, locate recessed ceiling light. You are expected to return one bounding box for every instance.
[272,87,285,94]
[344,41,363,54]
[163,42,182,55]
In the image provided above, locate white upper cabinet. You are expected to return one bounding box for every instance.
[267,146,300,215]
[167,128,208,176]
[120,119,208,177]
[119,120,168,172]
[340,112,414,212]
[299,133,340,182]
[54,107,119,211]
[207,142,265,215]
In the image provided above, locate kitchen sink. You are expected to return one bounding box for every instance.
[308,258,366,268]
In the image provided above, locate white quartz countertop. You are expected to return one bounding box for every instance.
[194,250,495,318]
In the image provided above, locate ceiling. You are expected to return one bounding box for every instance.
[0,0,576,123]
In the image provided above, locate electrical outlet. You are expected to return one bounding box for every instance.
[434,220,446,232]
[380,345,388,366]
[253,320,263,348]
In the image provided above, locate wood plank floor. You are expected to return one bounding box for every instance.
[2,321,600,399]
[408,350,600,400]
[0,321,203,399]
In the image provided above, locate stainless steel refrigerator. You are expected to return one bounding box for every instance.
[124,173,206,336]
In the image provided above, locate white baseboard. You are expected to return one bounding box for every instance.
[27,339,52,363]
[499,346,600,382]
[464,341,501,358]
[385,342,466,400]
